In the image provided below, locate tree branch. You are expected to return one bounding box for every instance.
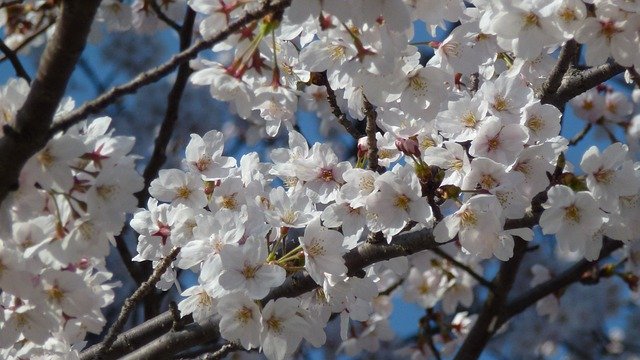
[0,0,22,8]
[498,239,623,325]
[540,39,578,102]
[432,247,495,292]
[149,0,182,32]
[81,212,540,359]
[545,62,625,109]
[313,71,364,139]
[0,38,31,82]
[137,7,196,208]
[0,0,101,205]
[453,238,528,360]
[568,123,592,146]
[93,247,181,359]
[49,0,293,136]
[364,96,379,171]
[0,19,55,63]
[80,312,191,360]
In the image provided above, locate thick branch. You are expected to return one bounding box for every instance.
[120,318,220,360]
[49,0,293,136]
[0,0,101,204]
[453,238,528,360]
[540,39,578,102]
[363,97,379,171]
[80,312,184,360]
[545,62,625,109]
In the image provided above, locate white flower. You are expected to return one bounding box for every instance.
[581,143,640,211]
[434,195,508,259]
[183,129,236,180]
[149,169,207,208]
[365,168,433,241]
[217,292,262,350]
[470,117,528,165]
[436,94,488,142]
[403,267,450,308]
[540,185,605,257]
[178,285,217,325]
[299,218,348,284]
[260,298,308,360]
[218,238,286,299]
[522,101,561,144]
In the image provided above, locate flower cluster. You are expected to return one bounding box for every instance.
[123,0,640,358]
[2,0,640,358]
[0,79,143,358]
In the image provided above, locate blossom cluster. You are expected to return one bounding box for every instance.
[1,0,640,359]
[122,0,640,358]
[0,80,143,358]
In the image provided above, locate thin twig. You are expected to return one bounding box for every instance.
[114,233,145,286]
[568,123,592,146]
[363,96,379,171]
[48,0,293,136]
[0,38,30,82]
[0,20,55,63]
[200,343,242,360]
[93,247,180,359]
[313,71,363,139]
[432,248,495,292]
[600,123,619,144]
[149,0,182,32]
[169,301,182,331]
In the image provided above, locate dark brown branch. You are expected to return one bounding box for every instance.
[120,317,220,360]
[498,239,623,325]
[628,67,640,89]
[0,0,101,205]
[0,20,55,63]
[93,247,180,359]
[49,0,293,136]
[0,38,31,82]
[80,312,191,360]
[137,7,197,208]
[200,342,242,360]
[314,71,364,139]
[568,123,592,146]
[80,213,539,359]
[453,238,528,360]
[363,96,379,171]
[149,0,182,32]
[545,62,625,109]
[540,39,578,102]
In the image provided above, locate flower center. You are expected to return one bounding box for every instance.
[394,194,411,211]
[176,186,192,200]
[563,204,581,223]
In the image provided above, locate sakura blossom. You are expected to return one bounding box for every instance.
[3,0,640,359]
